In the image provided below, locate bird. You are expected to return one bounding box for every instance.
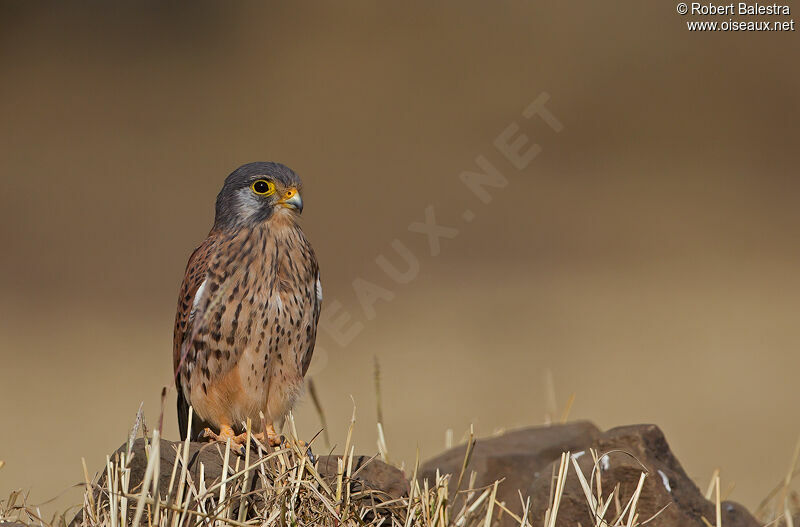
[172,162,321,447]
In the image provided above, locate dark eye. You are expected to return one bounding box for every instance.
[251,179,276,196]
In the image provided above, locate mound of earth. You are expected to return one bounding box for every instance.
[420,422,759,527]
[72,422,760,527]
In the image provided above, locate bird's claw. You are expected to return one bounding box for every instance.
[201,426,313,461]
[202,426,236,443]
[201,426,256,456]
[279,436,316,462]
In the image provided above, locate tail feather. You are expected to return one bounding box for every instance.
[176,390,211,440]
[177,389,191,441]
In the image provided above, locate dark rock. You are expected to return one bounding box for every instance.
[530,425,759,527]
[421,423,759,527]
[420,421,601,500]
[316,455,409,499]
[720,501,763,527]
[98,439,407,499]
[71,438,407,525]
[109,438,228,497]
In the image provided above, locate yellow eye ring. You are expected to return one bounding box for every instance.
[251,179,276,196]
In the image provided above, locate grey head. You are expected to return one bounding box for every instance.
[213,162,304,230]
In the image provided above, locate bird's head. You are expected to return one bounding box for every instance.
[213,162,304,230]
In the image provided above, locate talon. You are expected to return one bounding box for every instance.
[202,424,239,445]
[297,441,316,463]
[278,437,315,461]
[265,423,282,447]
[231,431,270,454]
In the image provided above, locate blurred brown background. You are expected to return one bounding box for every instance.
[1,1,799,516]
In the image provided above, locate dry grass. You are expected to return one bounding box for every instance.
[0,407,656,527]
[2,407,798,527]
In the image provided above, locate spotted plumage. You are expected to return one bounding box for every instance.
[173,162,321,443]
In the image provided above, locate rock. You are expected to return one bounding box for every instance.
[420,422,601,510]
[316,455,409,499]
[70,425,763,527]
[421,423,759,527]
[101,439,407,499]
[721,501,764,527]
[530,425,759,527]
[106,438,226,497]
[71,438,407,525]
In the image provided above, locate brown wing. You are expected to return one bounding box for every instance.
[300,268,322,377]
[173,233,217,439]
[173,235,218,372]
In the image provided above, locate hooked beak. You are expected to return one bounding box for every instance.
[279,188,303,213]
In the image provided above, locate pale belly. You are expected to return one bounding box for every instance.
[190,349,304,429]
[188,286,315,429]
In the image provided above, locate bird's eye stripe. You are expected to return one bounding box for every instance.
[251,179,276,196]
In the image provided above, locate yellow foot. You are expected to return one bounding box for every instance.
[202,425,258,455]
[233,426,281,447]
[232,423,288,449]
[230,431,275,447]
[265,423,282,447]
[202,424,237,443]
[202,423,308,456]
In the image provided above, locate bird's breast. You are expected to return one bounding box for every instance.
[183,220,319,425]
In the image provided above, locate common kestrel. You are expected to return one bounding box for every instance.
[173,162,321,447]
